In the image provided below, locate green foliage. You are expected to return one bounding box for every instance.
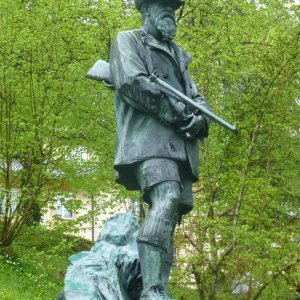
[0,0,140,249]
[0,257,38,300]
[172,0,300,299]
[169,283,200,300]
[0,0,299,298]
[0,224,92,299]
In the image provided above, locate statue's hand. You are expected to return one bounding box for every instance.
[178,114,206,140]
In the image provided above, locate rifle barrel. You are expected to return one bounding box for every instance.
[154,77,238,135]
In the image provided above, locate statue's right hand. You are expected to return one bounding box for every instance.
[177,114,206,140]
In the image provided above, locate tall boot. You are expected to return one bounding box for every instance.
[161,247,173,292]
[162,212,178,292]
[138,243,163,288]
[138,243,175,300]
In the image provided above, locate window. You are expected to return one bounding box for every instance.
[53,194,74,220]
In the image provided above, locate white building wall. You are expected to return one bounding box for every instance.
[43,192,132,241]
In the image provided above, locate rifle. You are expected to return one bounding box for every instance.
[87,59,238,135]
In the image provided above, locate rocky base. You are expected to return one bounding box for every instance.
[57,212,142,300]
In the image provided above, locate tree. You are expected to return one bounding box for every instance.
[171,0,300,299]
[0,0,140,251]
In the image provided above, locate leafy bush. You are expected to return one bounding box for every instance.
[0,224,93,300]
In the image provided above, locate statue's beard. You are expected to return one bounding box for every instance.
[155,13,176,41]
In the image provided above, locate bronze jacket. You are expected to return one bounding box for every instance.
[110,29,210,190]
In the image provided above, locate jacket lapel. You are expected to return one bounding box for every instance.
[168,41,193,98]
[141,29,192,71]
[143,33,182,71]
[169,40,192,72]
[141,30,193,97]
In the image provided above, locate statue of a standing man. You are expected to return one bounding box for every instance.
[109,0,211,299]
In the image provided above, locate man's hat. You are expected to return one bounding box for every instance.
[135,0,185,12]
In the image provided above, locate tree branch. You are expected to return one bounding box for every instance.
[251,259,300,300]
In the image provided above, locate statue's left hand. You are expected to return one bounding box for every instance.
[178,114,206,140]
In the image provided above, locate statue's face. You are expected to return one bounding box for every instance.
[146,2,176,41]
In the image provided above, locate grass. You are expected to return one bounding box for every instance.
[0,224,198,300]
[0,257,38,300]
[0,224,93,300]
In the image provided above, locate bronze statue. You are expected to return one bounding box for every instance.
[87,0,237,298]
[109,1,211,299]
[61,1,238,299]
